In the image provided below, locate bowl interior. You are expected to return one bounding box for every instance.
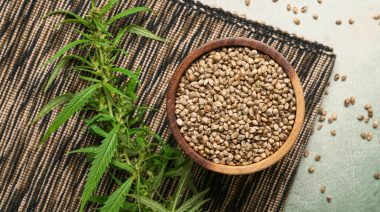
[167,37,305,175]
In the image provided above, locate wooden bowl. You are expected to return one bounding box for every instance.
[167,37,305,175]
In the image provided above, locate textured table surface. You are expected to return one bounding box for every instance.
[199,0,380,211]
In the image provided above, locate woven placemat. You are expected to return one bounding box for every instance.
[0,0,335,211]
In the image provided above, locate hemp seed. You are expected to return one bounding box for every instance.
[314,154,321,161]
[320,185,326,193]
[287,4,291,11]
[349,96,355,105]
[326,195,332,203]
[348,18,355,25]
[301,6,308,13]
[308,167,315,174]
[341,75,347,81]
[334,74,340,81]
[293,18,301,25]
[293,6,298,14]
[304,149,309,157]
[313,13,319,20]
[374,173,380,180]
[336,20,342,25]
[331,129,336,136]
[373,121,378,129]
[245,0,250,6]
[357,115,364,121]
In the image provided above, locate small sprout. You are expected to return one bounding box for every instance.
[314,154,321,161]
[308,167,315,173]
[331,129,336,136]
[320,185,326,193]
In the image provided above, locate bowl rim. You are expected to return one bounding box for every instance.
[166,37,305,175]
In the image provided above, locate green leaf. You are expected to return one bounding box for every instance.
[44,54,91,92]
[129,195,169,212]
[32,93,73,124]
[100,0,120,15]
[40,84,99,144]
[127,24,165,42]
[80,125,121,212]
[171,161,193,211]
[176,189,209,212]
[100,177,134,212]
[67,146,97,155]
[57,18,91,29]
[107,7,151,24]
[124,66,141,100]
[111,160,134,173]
[111,67,139,82]
[45,10,90,28]
[89,195,108,204]
[79,75,101,83]
[89,124,108,137]
[103,83,130,99]
[44,39,89,65]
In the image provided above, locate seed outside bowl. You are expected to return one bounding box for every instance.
[167,37,305,175]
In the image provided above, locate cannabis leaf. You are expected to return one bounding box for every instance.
[129,195,169,212]
[80,125,120,212]
[100,177,134,212]
[32,93,73,124]
[107,7,151,24]
[40,84,99,144]
[44,39,89,65]
[126,24,166,42]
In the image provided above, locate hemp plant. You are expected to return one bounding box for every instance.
[33,0,208,211]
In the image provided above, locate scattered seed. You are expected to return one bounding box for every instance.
[332,112,337,120]
[317,124,323,130]
[364,116,370,123]
[314,154,321,161]
[348,18,355,25]
[364,104,372,110]
[293,18,301,25]
[344,98,350,107]
[373,121,378,129]
[357,115,364,121]
[304,149,309,157]
[361,132,367,139]
[349,96,355,105]
[374,173,380,180]
[245,0,250,6]
[308,167,315,173]
[331,129,336,136]
[336,20,342,25]
[287,4,291,11]
[334,74,340,81]
[320,185,326,193]
[328,117,333,124]
[373,14,380,20]
[293,7,298,15]
[341,75,347,81]
[326,195,332,203]
[319,116,326,122]
[317,0,323,4]
[312,13,319,20]
[272,0,278,2]
[367,132,373,141]
[324,90,329,95]
[301,6,308,13]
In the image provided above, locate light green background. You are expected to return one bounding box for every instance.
[199,0,380,211]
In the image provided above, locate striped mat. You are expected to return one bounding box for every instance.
[0,0,335,211]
